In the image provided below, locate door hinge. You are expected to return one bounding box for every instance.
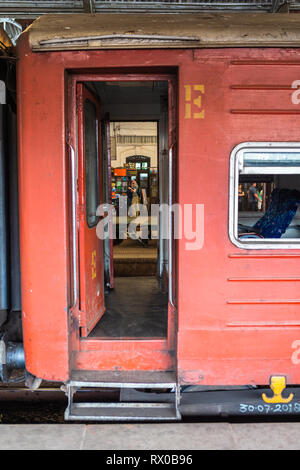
[78,309,84,327]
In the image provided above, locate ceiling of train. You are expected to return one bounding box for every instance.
[90,81,168,120]
[93,81,168,105]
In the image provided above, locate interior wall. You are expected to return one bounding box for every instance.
[110,121,157,169]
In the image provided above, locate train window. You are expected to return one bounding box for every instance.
[229,143,300,249]
[84,99,100,227]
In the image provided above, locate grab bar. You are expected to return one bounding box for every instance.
[68,143,78,308]
[169,147,174,308]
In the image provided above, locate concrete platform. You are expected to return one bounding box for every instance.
[113,239,157,276]
[1,422,300,450]
[113,239,157,260]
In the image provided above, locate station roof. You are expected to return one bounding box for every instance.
[25,12,300,51]
[1,1,299,18]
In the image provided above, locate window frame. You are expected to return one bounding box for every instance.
[84,98,100,229]
[229,142,300,250]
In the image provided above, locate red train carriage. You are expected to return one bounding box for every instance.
[3,12,300,419]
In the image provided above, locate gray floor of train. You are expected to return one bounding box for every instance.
[90,276,168,337]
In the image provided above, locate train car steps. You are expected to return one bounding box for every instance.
[64,380,181,421]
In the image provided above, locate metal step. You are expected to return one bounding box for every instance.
[64,379,181,422]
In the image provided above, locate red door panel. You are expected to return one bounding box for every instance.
[77,83,105,337]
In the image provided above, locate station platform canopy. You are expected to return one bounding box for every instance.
[0,0,299,17]
[1,1,300,52]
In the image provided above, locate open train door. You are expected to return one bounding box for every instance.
[167,78,178,352]
[77,83,105,337]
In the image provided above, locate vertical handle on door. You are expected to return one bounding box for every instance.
[68,143,78,308]
[169,147,174,308]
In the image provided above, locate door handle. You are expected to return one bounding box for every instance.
[169,147,174,308]
[90,211,108,220]
[98,213,108,221]
[68,143,78,308]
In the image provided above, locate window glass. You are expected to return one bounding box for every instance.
[230,144,300,247]
[84,99,99,227]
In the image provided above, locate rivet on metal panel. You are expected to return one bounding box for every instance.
[262,376,294,403]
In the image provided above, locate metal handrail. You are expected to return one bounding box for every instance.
[168,147,174,308]
[68,143,78,308]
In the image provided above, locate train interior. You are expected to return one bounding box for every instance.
[238,162,300,240]
[82,80,170,339]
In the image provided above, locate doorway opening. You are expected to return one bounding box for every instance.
[110,122,158,280]
[75,77,175,341]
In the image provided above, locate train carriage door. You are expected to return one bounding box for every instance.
[77,83,105,337]
[167,78,177,348]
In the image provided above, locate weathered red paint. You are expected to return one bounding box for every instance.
[77,83,105,336]
[17,27,300,386]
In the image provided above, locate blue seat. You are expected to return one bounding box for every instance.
[253,188,300,238]
[238,188,300,239]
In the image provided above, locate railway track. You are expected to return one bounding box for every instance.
[0,385,66,423]
[0,382,121,423]
[2,382,300,424]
